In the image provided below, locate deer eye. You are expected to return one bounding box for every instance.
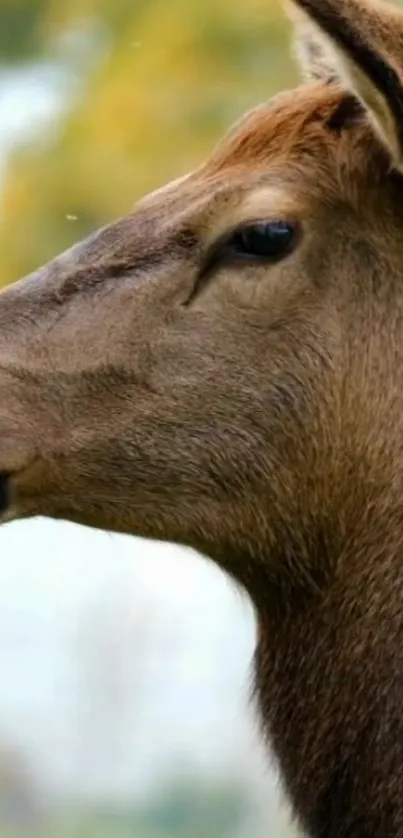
[228,221,297,261]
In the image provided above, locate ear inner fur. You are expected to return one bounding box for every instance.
[288,0,403,163]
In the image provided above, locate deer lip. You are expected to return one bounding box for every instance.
[0,472,11,515]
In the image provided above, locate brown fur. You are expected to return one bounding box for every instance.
[3,0,403,835]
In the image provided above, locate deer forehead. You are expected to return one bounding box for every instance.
[206,83,348,168]
[34,82,381,285]
[128,82,378,248]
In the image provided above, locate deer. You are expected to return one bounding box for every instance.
[3,0,403,833]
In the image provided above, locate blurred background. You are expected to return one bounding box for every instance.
[0,1,300,836]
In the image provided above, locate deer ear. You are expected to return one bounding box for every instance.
[287,0,403,167]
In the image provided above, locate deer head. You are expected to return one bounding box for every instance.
[1,0,403,591]
[0,0,402,573]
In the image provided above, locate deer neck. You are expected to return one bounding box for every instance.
[253,519,403,838]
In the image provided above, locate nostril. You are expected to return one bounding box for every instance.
[0,473,10,514]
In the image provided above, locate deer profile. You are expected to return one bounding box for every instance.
[3,0,403,834]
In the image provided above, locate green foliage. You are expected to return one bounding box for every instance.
[129,778,250,837]
[0,0,297,285]
[0,778,297,838]
[0,1,48,61]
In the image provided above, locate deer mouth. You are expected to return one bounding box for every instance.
[0,472,11,516]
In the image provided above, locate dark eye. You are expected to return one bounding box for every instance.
[228,220,297,261]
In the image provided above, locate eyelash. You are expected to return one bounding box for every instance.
[225,220,298,261]
[184,219,300,306]
[202,219,299,273]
